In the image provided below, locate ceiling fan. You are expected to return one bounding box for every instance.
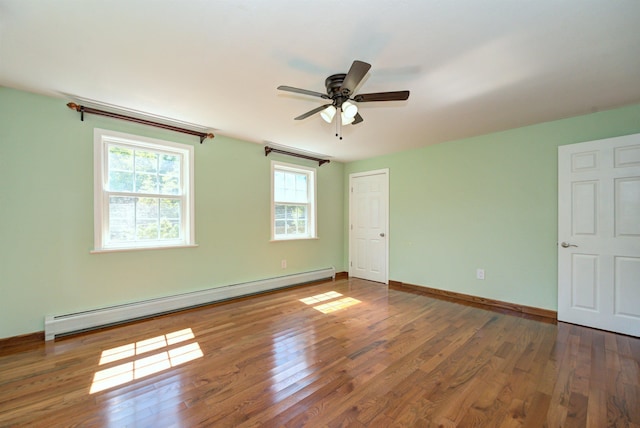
[277,60,409,137]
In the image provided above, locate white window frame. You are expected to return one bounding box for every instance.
[93,128,196,252]
[271,160,317,241]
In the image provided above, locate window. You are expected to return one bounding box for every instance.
[271,161,317,240]
[93,129,195,251]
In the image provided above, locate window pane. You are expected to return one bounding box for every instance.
[136,172,159,193]
[136,197,159,240]
[159,175,180,195]
[109,196,135,241]
[137,197,159,219]
[135,150,158,173]
[274,171,308,204]
[136,198,159,239]
[160,219,180,239]
[295,189,306,203]
[159,154,180,175]
[109,171,134,192]
[274,171,285,201]
[274,203,309,238]
[295,174,307,203]
[286,205,307,220]
[136,219,159,240]
[109,146,133,171]
[160,198,180,219]
[283,172,295,201]
[108,193,181,243]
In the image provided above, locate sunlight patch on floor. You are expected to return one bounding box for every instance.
[299,291,362,314]
[90,328,202,394]
[313,297,361,314]
[299,291,343,305]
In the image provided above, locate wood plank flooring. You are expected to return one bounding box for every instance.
[0,278,638,427]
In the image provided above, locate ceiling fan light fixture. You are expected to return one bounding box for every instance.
[320,105,336,123]
[341,101,358,118]
[341,112,355,125]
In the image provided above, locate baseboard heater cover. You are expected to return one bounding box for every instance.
[44,267,335,340]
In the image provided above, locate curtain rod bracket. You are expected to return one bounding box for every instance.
[66,102,214,143]
[264,146,330,166]
[199,133,214,144]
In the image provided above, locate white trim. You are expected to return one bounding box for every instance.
[64,94,213,133]
[269,237,319,243]
[90,244,199,254]
[349,168,390,179]
[93,128,195,252]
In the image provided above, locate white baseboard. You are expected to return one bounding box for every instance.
[44,267,335,340]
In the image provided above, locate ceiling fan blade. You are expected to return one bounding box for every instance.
[294,104,332,120]
[278,85,330,99]
[352,113,363,125]
[339,60,371,95]
[353,90,410,102]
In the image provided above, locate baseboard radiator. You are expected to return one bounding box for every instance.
[44,267,335,341]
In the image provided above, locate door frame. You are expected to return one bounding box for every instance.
[348,168,390,284]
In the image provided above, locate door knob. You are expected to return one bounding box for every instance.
[380,233,385,237]
[560,242,578,248]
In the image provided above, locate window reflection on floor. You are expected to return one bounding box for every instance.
[266,289,364,400]
[268,302,323,399]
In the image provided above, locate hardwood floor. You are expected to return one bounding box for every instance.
[0,278,638,427]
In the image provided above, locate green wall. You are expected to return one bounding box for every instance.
[2,85,640,339]
[345,103,640,311]
[0,87,345,338]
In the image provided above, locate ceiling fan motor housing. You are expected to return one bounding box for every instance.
[325,74,348,95]
[325,73,351,108]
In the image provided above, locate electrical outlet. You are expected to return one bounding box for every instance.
[476,269,485,280]
[281,259,287,269]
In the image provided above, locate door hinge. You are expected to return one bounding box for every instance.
[350,224,353,230]
[350,261,352,267]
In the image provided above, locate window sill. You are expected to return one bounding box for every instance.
[91,244,199,254]
[270,237,319,242]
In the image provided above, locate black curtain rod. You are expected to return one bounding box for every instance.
[264,146,330,166]
[67,103,214,144]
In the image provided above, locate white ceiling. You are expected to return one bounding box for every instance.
[2,1,640,162]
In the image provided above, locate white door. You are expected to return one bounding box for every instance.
[558,133,640,337]
[349,169,389,284]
